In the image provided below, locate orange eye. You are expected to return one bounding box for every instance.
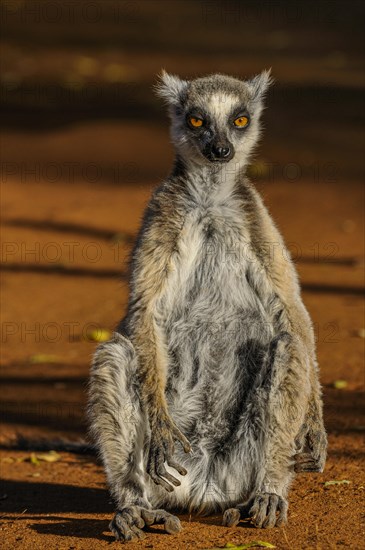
[189,117,203,128]
[234,116,249,128]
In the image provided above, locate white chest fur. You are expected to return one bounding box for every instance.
[167,199,252,303]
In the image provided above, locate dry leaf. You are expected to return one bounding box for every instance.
[206,542,275,550]
[86,329,111,343]
[30,354,60,364]
[324,480,351,486]
[30,453,40,466]
[36,451,61,463]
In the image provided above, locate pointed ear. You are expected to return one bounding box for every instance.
[248,69,273,102]
[155,70,189,106]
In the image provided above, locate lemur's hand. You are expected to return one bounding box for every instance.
[147,413,191,492]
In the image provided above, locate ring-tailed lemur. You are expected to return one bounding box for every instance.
[88,71,327,542]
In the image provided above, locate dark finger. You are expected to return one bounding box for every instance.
[155,445,181,486]
[149,467,174,492]
[140,509,182,534]
[155,448,177,490]
[276,497,288,526]
[112,514,136,541]
[147,452,174,492]
[222,507,241,527]
[249,495,260,518]
[156,462,181,487]
[164,514,182,534]
[262,494,279,529]
[130,524,146,539]
[254,494,269,528]
[123,507,145,530]
[167,457,187,476]
[171,426,191,453]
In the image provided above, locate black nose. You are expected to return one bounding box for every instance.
[212,145,231,159]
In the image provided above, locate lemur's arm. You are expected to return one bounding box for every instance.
[241,180,313,342]
[125,190,190,492]
[242,180,327,472]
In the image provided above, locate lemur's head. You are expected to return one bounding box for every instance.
[156,71,272,167]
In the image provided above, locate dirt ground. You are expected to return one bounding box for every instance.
[1,1,365,548]
[1,164,364,549]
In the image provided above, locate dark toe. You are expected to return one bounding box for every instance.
[222,507,241,527]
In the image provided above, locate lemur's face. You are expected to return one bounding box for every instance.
[156,72,272,167]
[182,92,251,163]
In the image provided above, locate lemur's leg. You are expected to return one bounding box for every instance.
[223,332,311,529]
[88,332,181,542]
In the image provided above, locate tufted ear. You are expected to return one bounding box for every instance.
[247,69,273,102]
[155,70,189,106]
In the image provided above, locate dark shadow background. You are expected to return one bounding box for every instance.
[1,0,364,180]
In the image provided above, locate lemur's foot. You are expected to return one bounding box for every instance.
[147,414,191,492]
[110,507,182,542]
[250,492,288,528]
[295,428,327,473]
